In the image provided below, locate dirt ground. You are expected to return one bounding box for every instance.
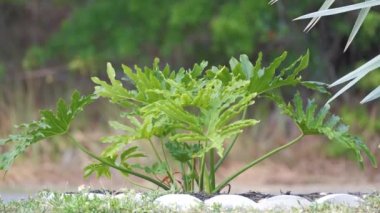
[1,156,379,194]
[1,129,379,194]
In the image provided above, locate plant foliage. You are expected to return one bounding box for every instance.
[0,53,375,193]
[0,91,94,170]
[269,93,377,168]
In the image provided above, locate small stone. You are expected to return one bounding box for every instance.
[40,192,56,201]
[114,193,127,200]
[155,194,202,210]
[316,193,363,207]
[85,193,107,200]
[205,195,258,209]
[114,193,143,202]
[258,195,311,210]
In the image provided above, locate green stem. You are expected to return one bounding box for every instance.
[213,133,304,193]
[180,163,188,191]
[209,148,216,191]
[150,138,176,187]
[215,109,247,171]
[191,159,196,191]
[68,135,170,190]
[187,160,199,188]
[125,178,155,190]
[149,139,162,162]
[199,155,206,191]
[159,138,177,188]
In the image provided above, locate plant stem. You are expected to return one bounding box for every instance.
[215,109,247,171]
[209,148,216,191]
[125,178,155,190]
[180,163,188,191]
[187,159,198,190]
[191,159,196,191]
[160,138,176,186]
[213,133,304,193]
[148,139,162,162]
[199,155,206,191]
[68,135,170,190]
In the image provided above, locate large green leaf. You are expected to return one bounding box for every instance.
[0,91,94,170]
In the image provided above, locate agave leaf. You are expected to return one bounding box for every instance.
[344,3,371,52]
[361,86,380,103]
[269,0,278,5]
[329,54,380,87]
[294,0,380,20]
[304,0,335,32]
[327,54,380,104]
[327,73,364,105]
[326,55,380,104]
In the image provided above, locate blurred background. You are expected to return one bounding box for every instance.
[0,0,379,194]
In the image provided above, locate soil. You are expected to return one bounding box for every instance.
[62,189,373,202]
[1,133,379,195]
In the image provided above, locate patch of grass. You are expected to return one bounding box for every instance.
[1,191,379,213]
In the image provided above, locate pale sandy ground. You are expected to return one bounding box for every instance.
[1,160,379,200]
[1,134,379,202]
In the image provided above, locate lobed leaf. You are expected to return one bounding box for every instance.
[0,91,94,170]
[271,93,377,168]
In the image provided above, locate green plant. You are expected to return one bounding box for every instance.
[0,53,376,193]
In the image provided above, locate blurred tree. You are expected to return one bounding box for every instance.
[0,0,377,84]
[22,0,278,73]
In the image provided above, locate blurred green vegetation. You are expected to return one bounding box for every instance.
[0,0,379,164]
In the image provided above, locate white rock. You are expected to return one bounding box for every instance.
[205,195,258,209]
[316,193,363,207]
[114,193,127,200]
[155,194,202,210]
[113,193,143,202]
[84,193,107,200]
[258,195,311,210]
[40,192,56,201]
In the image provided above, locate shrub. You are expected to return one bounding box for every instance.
[0,53,376,193]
